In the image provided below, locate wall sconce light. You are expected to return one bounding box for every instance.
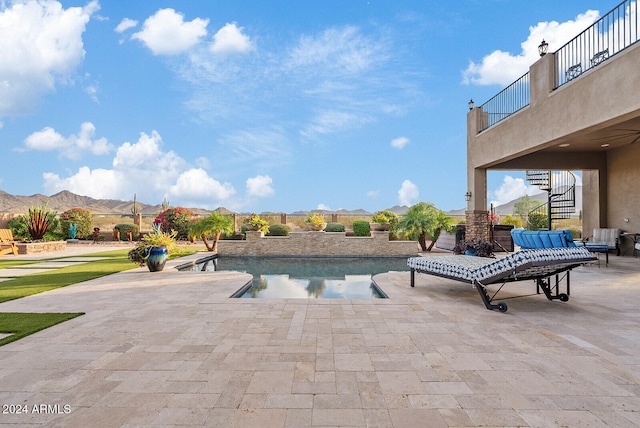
[465,191,472,202]
[538,39,549,57]
[468,99,474,110]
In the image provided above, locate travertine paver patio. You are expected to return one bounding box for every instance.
[0,249,639,427]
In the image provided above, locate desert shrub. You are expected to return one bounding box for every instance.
[44,230,65,241]
[154,207,195,240]
[266,224,290,236]
[371,210,399,225]
[115,223,140,241]
[7,216,29,240]
[499,214,524,228]
[527,213,548,231]
[325,222,345,232]
[352,220,370,237]
[59,207,92,239]
[222,231,243,240]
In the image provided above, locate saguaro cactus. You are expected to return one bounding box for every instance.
[131,193,139,216]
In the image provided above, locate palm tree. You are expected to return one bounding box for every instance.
[190,212,234,252]
[398,202,456,251]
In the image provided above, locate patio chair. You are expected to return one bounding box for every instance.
[0,229,19,256]
[407,230,596,312]
[584,228,622,261]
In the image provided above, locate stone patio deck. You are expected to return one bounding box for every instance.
[0,248,638,427]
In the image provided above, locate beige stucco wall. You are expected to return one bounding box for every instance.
[467,42,640,240]
[217,231,420,256]
[469,43,640,169]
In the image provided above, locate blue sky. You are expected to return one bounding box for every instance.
[0,0,609,213]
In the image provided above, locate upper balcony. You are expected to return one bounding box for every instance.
[478,0,639,132]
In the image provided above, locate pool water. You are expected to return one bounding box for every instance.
[178,256,409,299]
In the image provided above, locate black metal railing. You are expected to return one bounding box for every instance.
[479,72,530,129]
[526,171,577,230]
[477,0,638,132]
[556,0,638,87]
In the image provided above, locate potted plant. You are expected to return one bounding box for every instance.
[127,229,177,272]
[304,212,326,231]
[243,213,269,233]
[371,210,398,231]
[453,238,494,258]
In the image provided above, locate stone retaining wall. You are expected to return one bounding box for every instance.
[16,241,67,255]
[217,231,419,256]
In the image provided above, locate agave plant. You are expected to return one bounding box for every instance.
[26,203,57,240]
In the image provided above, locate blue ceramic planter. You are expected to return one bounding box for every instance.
[146,246,168,272]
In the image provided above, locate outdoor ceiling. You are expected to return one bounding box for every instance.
[540,114,640,153]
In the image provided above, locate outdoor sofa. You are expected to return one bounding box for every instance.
[407,229,596,312]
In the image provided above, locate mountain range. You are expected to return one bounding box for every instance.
[0,188,582,217]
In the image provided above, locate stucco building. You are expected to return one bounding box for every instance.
[466,0,640,255]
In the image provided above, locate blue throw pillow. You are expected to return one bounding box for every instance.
[548,231,565,248]
[562,229,576,247]
[522,232,536,248]
[511,229,524,247]
[539,233,553,248]
[531,232,545,249]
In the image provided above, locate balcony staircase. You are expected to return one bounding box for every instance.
[526,170,577,230]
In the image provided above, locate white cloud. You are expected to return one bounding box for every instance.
[169,168,236,201]
[301,110,371,141]
[489,175,537,207]
[390,136,409,149]
[39,130,258,209]
[43,167,122,199]
[218,129,291,168]
[246,175,274,198]
[195,156,210,169]
[398,180,419,206]
[462,10,600,86]
[84,83,99,103]
[115,17,137,33]
[210,22,252,54]
[287,26,385,75]
[132,8,208,55]
[0,0,99,116]
[367,190,379,198]
[23,122,113,159]
[317,203,331,211]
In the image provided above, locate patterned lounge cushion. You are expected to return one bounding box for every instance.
[407,247,594,284]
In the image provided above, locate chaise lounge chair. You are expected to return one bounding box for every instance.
[0,229,19,256]
[407,229,596,312]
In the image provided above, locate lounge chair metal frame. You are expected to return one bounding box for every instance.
[408,248,596,312]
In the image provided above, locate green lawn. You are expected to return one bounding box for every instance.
[0,247,198,346]
[0,312,84,346]
[0,249,135,303]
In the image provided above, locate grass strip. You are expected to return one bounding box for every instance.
[0,249,135,303]
[0,312,84,346]
[0,248,199,303]
[0,247,199,346]
[0,259,41,269]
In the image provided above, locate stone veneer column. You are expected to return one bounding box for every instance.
[465,210,489,241]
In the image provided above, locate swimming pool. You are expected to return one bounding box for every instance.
[177,255,409,299]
